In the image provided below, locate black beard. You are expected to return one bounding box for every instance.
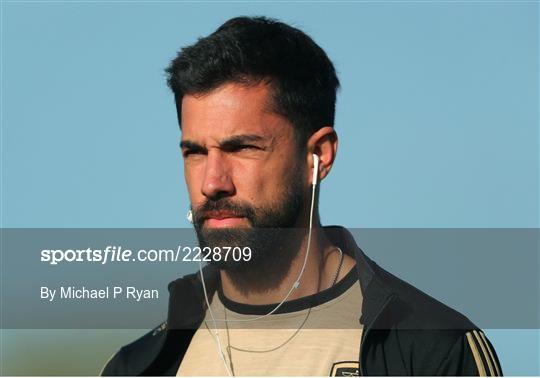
[192,172,307,295]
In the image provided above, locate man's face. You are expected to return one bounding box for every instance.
[180,82,308,283]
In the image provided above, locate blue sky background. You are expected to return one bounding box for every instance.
[1,1,538,375]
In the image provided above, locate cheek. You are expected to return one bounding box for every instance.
[231,161,267,201]
[233,160,297,203]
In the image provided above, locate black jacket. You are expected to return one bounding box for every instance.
[101,226,503,376]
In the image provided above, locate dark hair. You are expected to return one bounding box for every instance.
[165,16,340,148]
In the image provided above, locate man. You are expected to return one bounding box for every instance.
[101,16,502,376]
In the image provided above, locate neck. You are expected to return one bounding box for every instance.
[219,225,348,306]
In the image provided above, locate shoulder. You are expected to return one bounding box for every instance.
[100,322,168,376]
[367,262,503,376]
[99,267,217,376]
[370,259,475,330]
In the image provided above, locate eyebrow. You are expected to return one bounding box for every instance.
[180,134,270,151]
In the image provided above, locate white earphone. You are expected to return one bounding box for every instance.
[189,153,320,376]
[312,153,320,186]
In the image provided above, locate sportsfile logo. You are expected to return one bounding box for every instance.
[40,246,134,265]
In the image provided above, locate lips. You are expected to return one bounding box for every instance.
[204,211,242,220]
[203,211,247,228]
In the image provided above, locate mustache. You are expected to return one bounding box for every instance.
[193,199,257,226]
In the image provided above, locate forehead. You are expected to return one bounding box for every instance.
[180,82,294,142]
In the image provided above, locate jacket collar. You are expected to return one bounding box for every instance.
[323,226,396,327]
[166,226,397,331]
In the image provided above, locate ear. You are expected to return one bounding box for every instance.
[307,127,338,184]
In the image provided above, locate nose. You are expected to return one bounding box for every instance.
[201,151,235,200]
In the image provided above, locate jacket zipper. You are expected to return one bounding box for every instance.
[359,293,397,376]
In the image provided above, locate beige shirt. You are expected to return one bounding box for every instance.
[177,268,363,376]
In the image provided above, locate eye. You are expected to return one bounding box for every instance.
[182,149,205,158]
[233,144,259,152]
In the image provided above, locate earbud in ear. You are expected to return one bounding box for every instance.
[312,153,320,186]
[187,210,193,224]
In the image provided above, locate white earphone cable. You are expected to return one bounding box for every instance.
[197,154,320,376]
